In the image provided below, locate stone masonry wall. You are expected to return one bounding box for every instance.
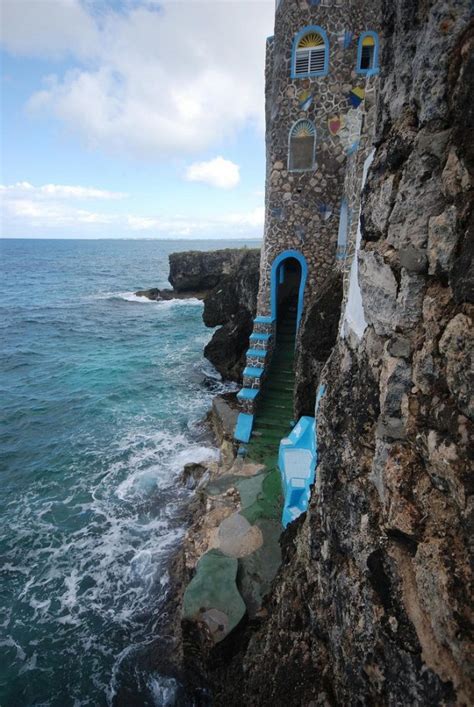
[257,0,380,316]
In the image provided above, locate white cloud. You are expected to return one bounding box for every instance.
[185,156,240,189]
[1,180,264,238]
[0,0,98,59]
[1,0,274,158]
[4,198,115,227]
[225,206,264,228]
[0,182,127,200]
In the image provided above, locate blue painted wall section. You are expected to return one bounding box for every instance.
[278,384,326,527]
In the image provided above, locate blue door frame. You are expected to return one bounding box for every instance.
[270,250,308,329]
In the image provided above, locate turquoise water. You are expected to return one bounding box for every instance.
[0,238,258,706]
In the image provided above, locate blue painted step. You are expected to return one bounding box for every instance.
[243,366,264,379]
[246,348,267,359]
[237,388,260,401]
[254,315,274,324]
[234,413,254,443]
[250,332,271,342]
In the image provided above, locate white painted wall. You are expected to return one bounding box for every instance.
[340,149,375,340]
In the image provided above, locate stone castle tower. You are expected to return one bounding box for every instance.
[235,0,381,436]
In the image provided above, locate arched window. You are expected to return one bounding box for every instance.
[288,119,316,172]
[291,26,329,79]
[356,32,379,75]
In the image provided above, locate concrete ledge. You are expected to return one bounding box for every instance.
[182,549,246,643]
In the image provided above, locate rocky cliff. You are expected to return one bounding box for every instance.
[137,248,260,381]
[169,248,258,293]
[193,2,473,704]
[202,249,260,382]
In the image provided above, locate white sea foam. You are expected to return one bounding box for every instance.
[148,675,179,706]
[92,291,203,307]
[116,292,157,303]
[155,296,203,308]
[19,652,38,674]
[114,429,218,501]
[0,636,26,661]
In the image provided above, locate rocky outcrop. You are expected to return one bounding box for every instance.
[192,2,473,705]
[202,249,260,381]
[169,249,258,293]
[137,248,260,381]
[135,287,206,301]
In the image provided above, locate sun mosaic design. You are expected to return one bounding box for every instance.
[297,31,325,48]
[292,119,316,138]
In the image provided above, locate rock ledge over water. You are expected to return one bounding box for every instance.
[136,248,260,381]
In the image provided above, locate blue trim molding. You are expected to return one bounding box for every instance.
[270,250,308,328]
[291,25,329,79]
[356,31,380,76]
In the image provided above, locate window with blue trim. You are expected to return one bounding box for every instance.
[288,119,316,172]
[356,32,379,75]
[292,27,329,78]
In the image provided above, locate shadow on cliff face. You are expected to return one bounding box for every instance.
[294,271,344,418]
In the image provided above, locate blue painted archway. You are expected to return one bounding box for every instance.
[270,250,308,329]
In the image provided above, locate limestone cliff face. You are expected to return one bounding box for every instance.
[204,2,473,704]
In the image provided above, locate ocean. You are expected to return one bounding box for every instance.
[0,238,260,706]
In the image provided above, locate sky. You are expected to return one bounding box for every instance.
[0,0,275,239]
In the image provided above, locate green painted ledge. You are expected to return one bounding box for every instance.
[183,549,246,642]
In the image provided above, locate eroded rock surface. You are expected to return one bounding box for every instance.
[137,248,260,381]
[169,249,257,292]
[203,249,260,381]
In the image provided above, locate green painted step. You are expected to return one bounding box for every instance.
[253,413,290,424]
[251,430,288,442]
[265,384,293,399]
[256,404,292,415]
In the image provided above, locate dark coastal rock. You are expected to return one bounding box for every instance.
[137,248,260,382]
[134,287,205,301]
[204,310,254,382]
[202,250,260,381]
[180,462,208,490]
[169,248,259,293]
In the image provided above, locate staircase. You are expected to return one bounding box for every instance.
[245,301,297,465]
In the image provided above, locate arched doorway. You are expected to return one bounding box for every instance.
[270,250,308,341]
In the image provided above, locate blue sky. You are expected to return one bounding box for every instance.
[0,0,274,238]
